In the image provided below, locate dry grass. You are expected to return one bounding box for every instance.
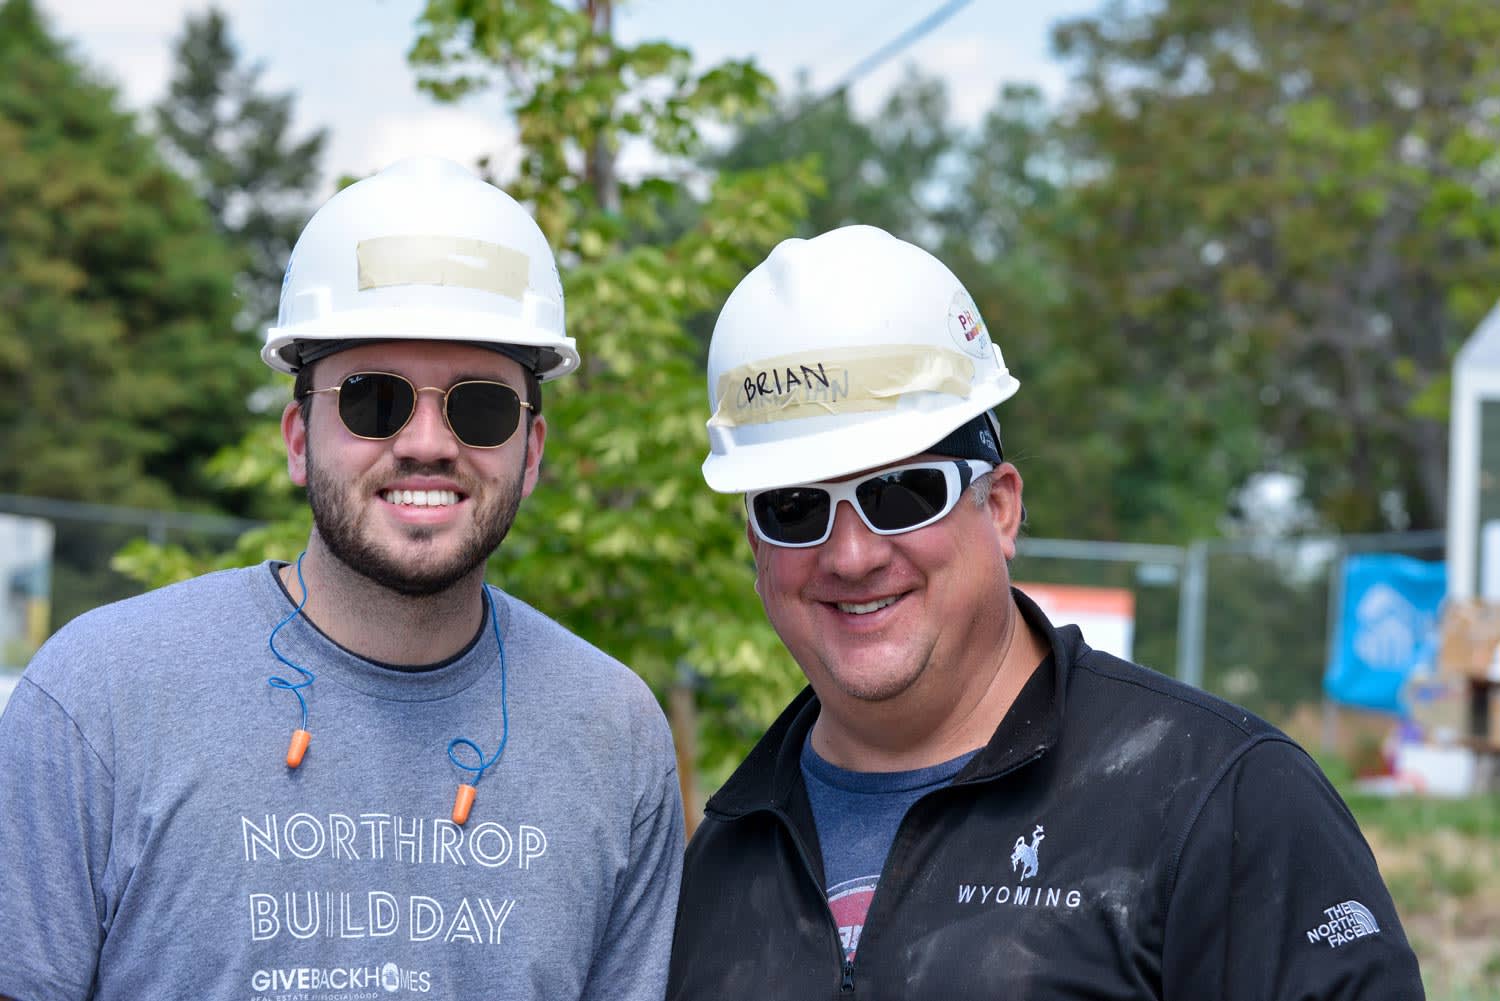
[1280,703,1500,997]
[1349,792,1500,999]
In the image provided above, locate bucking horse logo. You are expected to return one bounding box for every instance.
[1010,824,1045,881]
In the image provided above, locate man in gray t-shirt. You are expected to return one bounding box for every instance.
[0,157,684,1001]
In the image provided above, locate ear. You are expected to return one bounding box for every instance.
[519,413,547,499]
[282,400,308,487]
[986,462,1026,560]
[745,517,763,564]
[745,518,766,596]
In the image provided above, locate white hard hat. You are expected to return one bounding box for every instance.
[263,156,578,380]
[703,225,1019,493]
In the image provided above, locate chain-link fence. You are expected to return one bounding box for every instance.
[1016,530,1445,729]
[1012,536,1186,681]
[0,495,259,674]
[1193,531,1445,725]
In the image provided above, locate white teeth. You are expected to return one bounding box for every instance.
[837,596,898,615]
[383,489,459,507]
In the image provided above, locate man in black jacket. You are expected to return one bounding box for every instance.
[668,225,1424,1000]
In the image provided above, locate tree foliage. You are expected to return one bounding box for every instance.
[718,68,958,239]
[1050,0,1500,533]
[0,0,260,507]
[417,0,823,778]
[927,83,1143,542]
[154,6,328,334]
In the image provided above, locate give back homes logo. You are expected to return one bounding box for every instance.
[957,823,1084,911]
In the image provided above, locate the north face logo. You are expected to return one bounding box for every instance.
[1010,824,1045,881]
[1307,901,1381,948]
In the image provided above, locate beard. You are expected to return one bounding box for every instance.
[304,436,526,597]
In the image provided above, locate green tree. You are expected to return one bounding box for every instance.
[154,6,328,333]
[0,0,259,507]
[1051,0,1500,533]
[418,0,823,785]
[924,82,1162,543]
[718,67,958,238]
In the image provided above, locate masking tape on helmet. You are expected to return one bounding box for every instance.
[709,346,976,428]
[356,235,530,299]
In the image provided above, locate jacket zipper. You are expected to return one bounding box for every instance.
[763,805,855,997]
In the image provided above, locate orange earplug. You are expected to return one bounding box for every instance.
[452,783,477,825]
[286,729,311,768]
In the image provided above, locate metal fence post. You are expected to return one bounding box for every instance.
[1320,544,1350,754]
[1176,540,1208,688]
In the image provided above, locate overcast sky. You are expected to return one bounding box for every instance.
[38,0,1103,190]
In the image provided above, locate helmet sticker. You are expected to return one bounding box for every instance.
[356,235,530,299]
[709,346,976,428]
[948,291,991,359]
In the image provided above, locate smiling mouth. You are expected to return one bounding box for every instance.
[835,596,899,615]
[380,489,461,507]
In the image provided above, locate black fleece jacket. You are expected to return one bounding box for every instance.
[668,589,1423,1000]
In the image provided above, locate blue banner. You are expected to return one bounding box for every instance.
[1323,554,1445,713]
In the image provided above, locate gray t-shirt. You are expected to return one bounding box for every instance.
[0,563,684,1001]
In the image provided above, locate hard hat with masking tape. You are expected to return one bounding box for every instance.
[263,156,578,380]
[703,225,1019,493]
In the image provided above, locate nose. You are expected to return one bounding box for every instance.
[817,499,891,578]
[390,387,461,462]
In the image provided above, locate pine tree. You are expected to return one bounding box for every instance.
[154,7,328,332]
[0,0,258,507]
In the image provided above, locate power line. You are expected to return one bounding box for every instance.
[822,0,981,102]
[772,0,980,129]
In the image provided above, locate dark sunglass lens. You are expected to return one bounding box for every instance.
[857,467,949,531]
[339,373,414,439]
[446,382,522,448]
[753,488,832,545]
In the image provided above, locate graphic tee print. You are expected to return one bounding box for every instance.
[0,565,683,1001]
[828,874,879,960]
[801,736,978,964]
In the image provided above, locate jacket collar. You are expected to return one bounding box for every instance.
[705,587,1090,818]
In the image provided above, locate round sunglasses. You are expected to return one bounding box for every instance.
[302,371,533,449]
[747,459,995,548]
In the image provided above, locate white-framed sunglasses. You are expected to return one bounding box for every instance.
[747,459,995,548]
